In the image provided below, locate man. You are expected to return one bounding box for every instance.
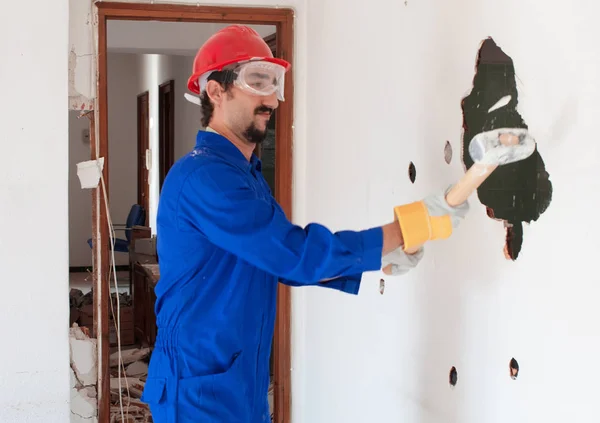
[141,25,469,422]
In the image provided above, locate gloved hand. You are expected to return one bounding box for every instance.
[422,185,470,228]
[382,246,425,276]
[393,185,470,251]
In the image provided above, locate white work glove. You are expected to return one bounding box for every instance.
[381,246,425,276]
[422,185,470,229]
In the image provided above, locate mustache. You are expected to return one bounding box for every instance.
[255,106,274,116]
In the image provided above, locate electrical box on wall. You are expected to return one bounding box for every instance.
[82,128,90,143]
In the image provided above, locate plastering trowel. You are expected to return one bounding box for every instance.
[383,96,536,272]
[444,95,535,210]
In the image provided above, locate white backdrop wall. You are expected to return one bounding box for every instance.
[0,0,70,421]
[298,1,600,422]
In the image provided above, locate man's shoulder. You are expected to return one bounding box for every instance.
[163,147,247,199]
[175,146,239,178]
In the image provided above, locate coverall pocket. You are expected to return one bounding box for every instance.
[177,351,248,421]
[140,377,171,422]
[141,377,167,403]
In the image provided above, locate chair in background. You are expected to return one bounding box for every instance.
[87,204,146,252]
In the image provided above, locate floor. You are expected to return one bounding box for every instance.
[69,269,131,295]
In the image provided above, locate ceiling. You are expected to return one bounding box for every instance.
[107,21,276,56]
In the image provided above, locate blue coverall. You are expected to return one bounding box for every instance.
[140,130,384,422]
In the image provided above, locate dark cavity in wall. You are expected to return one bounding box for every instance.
[509,357,519,379]
[408,162,416,183]
[460,38,553,260]
[449,366,458,387]
[444,141,453,164]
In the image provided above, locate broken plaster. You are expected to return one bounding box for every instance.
[70,324,98,422]
[69,47,95,111]
[68,0,97,111]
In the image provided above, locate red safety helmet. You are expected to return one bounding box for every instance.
[187,25,291,94]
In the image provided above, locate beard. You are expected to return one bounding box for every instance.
[242,106,273,144]
[243,122,268,144]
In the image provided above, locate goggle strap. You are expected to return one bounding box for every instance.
[207,69,238,85]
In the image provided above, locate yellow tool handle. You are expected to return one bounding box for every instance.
[402,163,496,254]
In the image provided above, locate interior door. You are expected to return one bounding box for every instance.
[158,80,175,192]
[137,91,150,226]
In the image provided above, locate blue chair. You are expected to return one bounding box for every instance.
[87,204,146,252]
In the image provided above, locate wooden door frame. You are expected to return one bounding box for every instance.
[158,79,175,191]
[137,90,150,225]
[94,3,294,423]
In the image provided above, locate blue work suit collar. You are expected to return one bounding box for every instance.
[197,128,262,174]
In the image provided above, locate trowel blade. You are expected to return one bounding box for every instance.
[468,128,536,166]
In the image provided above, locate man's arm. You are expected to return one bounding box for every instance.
[177,161,396,284]
[381,221,404,256]
[279,220,411,294]
[292,222,403,283]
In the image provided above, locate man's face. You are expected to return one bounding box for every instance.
[222,85,278,144]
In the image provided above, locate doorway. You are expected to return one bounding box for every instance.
[158,80,174,192]
[137,91,150,225]
[93,3,294,423]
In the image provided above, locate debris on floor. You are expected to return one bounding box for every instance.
[70,289,135,347]
[68,287,275,422]
[109,347,152,422]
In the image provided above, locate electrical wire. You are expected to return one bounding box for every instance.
[97,159,130,422]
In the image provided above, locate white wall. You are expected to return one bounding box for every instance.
[298,1,600,423]
[0,0,70,421]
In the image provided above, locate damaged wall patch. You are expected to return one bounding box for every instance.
[460,38,552,260]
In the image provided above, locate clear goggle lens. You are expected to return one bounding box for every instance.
[231,61,286,101]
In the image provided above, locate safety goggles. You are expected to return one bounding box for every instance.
[202,60,287,101]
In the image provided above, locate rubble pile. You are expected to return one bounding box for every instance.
[69,289,135,346]
[109,347,152,423]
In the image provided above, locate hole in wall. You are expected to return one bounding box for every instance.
[504,224,523,260]
[449,366,458,387]
[444,141,452,164]
[408,162,416,183]
[509,358,519,379]
[379,279,385,295]
[459,37,553,260]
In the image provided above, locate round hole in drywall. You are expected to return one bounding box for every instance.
[444,141,453,164]
[408,162,416,183]
[449,366,458,387]
[509,358,519,379]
